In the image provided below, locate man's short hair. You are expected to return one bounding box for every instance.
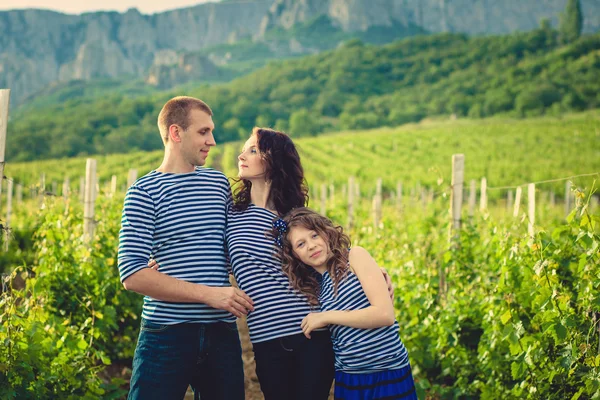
[157,96,213,144]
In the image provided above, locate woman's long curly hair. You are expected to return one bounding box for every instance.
[276,208,351,306]
[232,127,309,216]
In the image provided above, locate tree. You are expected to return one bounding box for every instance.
[559,0,583,44]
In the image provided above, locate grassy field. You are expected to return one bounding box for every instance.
[4,111,599,204]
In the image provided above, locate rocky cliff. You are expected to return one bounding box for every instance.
[1,0,599,104]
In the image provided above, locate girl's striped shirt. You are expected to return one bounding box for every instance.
[319,269,410,373]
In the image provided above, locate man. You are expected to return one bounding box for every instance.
[118,96,253,400]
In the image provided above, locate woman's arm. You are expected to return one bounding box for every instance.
[301,246,396,338]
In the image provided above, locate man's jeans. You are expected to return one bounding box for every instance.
[128,318,244,400]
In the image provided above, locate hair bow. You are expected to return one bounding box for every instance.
[272,218,288,248]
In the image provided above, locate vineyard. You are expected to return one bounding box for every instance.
[1,112,600,399]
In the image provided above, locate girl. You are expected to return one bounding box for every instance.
[275,207,417,400]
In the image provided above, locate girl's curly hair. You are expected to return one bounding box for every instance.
[275,207,351,306]
[232,127,309,216]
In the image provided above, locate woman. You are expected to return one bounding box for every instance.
[275,207,417,400]
[225,127,334,399]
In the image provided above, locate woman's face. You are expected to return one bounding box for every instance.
[288,225,329,270]
[238,134,266,180]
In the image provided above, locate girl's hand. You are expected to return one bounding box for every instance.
[301,312,328,339]
[380,267,394,299]
[148,259,160,270]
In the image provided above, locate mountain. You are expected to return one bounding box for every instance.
[7,29,600,161]
[1,0,600,105]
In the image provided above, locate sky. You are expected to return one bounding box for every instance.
[0,0,218,14]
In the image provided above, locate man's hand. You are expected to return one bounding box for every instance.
[301,312,328,339]
[147,259,254,318]
[380,267,394,300]
[203,286,254,318]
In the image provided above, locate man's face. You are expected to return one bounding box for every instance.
[178,108,216,167]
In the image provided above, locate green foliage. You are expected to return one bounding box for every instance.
[348,189,600,399]
[560,0,584,44]
[8,30,600,161]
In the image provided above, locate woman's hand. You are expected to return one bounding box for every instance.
[301,312,329,339]
[148,259,159,270]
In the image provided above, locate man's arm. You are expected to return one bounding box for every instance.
[123,269,253,317]
[118,185,253,317]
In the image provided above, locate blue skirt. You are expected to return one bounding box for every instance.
[334,365,418,400]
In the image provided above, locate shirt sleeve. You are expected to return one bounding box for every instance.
[117,185,156,283]
[224,184,234,275]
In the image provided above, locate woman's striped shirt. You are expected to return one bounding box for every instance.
[319,269,410,373]
[117,167,235,325]
[226,205,316,343]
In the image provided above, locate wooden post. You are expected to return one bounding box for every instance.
[507,190,514,210]
[396,182,403,211]
[84,159,97,241]
[451,155,464,230]
[348,176,355,229]
[0,90,10,190]
[4,179,12,251]
[127,169,138,188]
[320,184,327,216]
[111,175,118,197]
[39,173,46,208]
[52,181,57,195]
[513,186,522,217]
[565,181,572,216]
[62,177,70,198]
[528,183,535,237]
[329,184,335,204]
[550,191,555,207]
[479,178,487,211]
[373,178,383,230]
[372,194,382,230]
[468,179,476,217]
[591,195,599,212]
[16,183,22,205]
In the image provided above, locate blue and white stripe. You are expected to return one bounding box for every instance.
[319,270,410,373]
[226,205,316,343]
[118,167,235,325]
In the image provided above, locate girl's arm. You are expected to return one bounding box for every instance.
[301,246,395,337]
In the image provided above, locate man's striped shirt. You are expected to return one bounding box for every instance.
[226,205,316,343]
[320,269,410,373]
[118,167,235,325]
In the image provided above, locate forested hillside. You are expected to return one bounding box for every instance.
[8,29,600,161]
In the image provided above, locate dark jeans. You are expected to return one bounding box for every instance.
[128,318,244,400]
[252,330,335,400]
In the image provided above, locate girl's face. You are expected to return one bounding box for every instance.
[288,225,329,271]
[238,134,266,180]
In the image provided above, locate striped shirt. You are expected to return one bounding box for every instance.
[226,205,315,343]
[117,167,235,325]
[319,269,410,373]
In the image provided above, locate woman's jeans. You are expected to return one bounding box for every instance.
[252,330,335,400]
[128,318,244,400]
